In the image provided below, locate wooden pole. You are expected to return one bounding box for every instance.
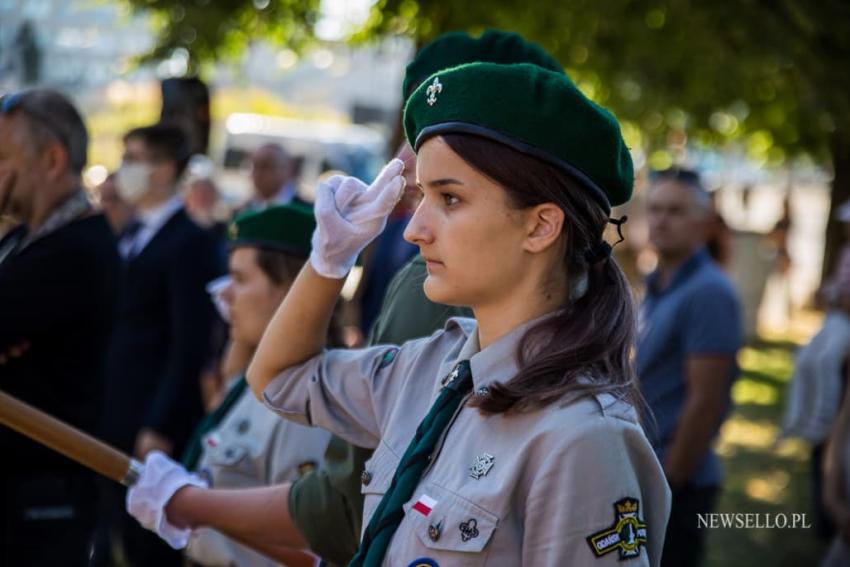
[0,389,140,485]
[0,390,317,565]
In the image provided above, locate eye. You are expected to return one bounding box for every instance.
[442,192,459,207]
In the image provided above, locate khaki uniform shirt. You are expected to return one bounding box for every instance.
[264,317,671,566]
[186,383,331,567]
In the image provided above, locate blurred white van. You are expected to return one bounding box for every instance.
[215,113,387,204]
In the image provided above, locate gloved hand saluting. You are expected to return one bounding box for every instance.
[126,451,208,549]
[310,159,406,279]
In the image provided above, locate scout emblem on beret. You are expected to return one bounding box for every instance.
[469,453,495,479]
[228,222,238,239]
[586,498,648,560]
[459,518,480,542]
[426,77,443,106]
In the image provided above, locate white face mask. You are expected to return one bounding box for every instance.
[115,163,153,204]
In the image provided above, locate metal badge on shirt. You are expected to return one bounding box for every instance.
[469,453,495,480]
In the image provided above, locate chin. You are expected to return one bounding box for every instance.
[422,277,469,308]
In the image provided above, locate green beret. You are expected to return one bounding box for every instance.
[403,29,563,98]
[403,62,634,210]
[228,203,315,257]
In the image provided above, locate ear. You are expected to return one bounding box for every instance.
[42,141,70,182]
[522,203,564,254]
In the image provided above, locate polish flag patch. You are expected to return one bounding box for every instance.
[412,494,438,517]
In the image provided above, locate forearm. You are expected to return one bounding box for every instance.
[247,263,345,398]
[664,397,725,488]
[166,484,308,549]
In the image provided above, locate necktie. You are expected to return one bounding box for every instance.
[349,360,473,567]
[119,219,144,259]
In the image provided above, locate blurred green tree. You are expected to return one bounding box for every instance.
[123,0,322,71]
[128,0,850,279]
[360,0,850,280]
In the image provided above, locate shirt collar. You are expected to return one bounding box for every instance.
[20,188,91,249]
[646,247,710,296]
[137,195,182,231]
[273,181,297,205]
[454,311,559,391]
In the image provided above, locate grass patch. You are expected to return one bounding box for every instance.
[705,336,828,566]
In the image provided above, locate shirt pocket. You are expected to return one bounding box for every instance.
[360,441,401,534]
[202,438,249,468]
[403,483,499,559]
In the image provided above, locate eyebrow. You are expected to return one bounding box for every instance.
[418,178,465,188]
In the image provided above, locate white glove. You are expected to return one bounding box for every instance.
[309,159,406,279]
[126,450,209,549]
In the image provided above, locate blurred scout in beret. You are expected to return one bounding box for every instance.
[127,204,334,567]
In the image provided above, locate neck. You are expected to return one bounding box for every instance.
[27,178,78,231]
[473,276,567,350]
[656,247,700,288]
[138,188,175,212]
[261,185,286,203]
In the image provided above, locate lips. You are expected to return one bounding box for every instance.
[422,256,443,268]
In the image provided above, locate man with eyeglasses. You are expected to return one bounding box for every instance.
[0,89,122,565]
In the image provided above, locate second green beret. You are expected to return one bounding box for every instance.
[228,203,315,257]
[403,62,634,210]
[403,29,563,98]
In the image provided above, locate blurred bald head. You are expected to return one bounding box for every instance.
[251,143,293,201]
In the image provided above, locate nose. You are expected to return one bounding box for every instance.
[403,199,434,247]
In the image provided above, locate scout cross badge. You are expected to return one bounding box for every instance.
[585,498,648,560]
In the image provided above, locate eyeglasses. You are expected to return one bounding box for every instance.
[0,92,72,153]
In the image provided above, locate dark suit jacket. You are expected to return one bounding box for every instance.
[0,213,121,474]
[103,207,222,455]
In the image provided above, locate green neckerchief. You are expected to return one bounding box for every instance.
[348,361,473,566]
[181,376,249,471]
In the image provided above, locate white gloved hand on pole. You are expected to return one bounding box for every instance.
[309,159,406,279]
[126,450,208,549]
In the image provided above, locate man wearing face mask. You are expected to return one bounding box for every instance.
[0,89,121,565]
[102,123,223,567]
